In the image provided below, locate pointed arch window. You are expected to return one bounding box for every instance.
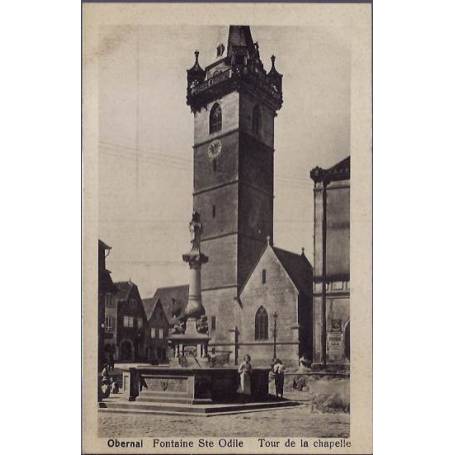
[252,105,261,136]
[209,103,222,134]
[255,306,269,340]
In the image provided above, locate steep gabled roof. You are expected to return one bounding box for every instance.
[143,284,189,322]
[113,281,146,319]
[113,281,136,301]
[271,246,313,293]
[239,242,313,296]
[142,296,159,323]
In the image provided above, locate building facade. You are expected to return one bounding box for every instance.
[104,280,147,362]
[310,156,350,369]
[143,285,189,363]
[98,240,117,370]
[103,290,119,360]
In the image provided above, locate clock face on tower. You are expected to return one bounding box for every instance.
[207,139,222,160]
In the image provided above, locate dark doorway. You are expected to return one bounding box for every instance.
[157,347,166,362]
[120,340,133,361]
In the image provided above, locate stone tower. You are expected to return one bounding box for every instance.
[186,26,283,346]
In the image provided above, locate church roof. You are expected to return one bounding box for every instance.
[239,241,313,296]
[310,156,350,184]
[271,246,313,293]
[143,284,189,322]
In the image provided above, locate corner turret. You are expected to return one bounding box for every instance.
[187,50,206,90]
[267,55,283,95]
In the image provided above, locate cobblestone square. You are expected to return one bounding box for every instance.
[98,407,349,438]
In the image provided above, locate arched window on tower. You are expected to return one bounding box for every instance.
[209,103,222,134]
[255,306,268,340]
[252,105,261,136]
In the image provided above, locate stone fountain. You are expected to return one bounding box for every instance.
[99,213,298,414]
[168,211,210,368]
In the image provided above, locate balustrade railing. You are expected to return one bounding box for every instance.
[190,68,232,95]
[189,66,282,102]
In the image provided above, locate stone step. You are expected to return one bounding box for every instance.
[138,391,189,398]
[99,397,304,416]
[136,394,212,405]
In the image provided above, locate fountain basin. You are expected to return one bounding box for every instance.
[123,367,270,404]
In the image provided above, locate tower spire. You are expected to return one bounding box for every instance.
[227,25,256,57]
[186,25,282,112]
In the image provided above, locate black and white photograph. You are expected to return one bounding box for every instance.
[83,2,371,453]
[7,2,455,455]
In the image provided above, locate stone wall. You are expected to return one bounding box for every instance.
[194,92,239,145]
[194,185,239,240]
[202,286,238,344]
[193,131,239,191]
[199,235,238,291]
[239,91,275,147]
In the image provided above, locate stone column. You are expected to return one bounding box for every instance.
[168,212,210,366]
[182,211,208,320]
[186,261,203,318]
[311,178,327,369]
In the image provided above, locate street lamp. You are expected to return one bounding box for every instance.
[229,326,239,365]
[272,311,278,359]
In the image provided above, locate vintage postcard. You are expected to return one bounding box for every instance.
[83,1,372,453]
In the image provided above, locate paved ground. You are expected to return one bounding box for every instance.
[98,407,349,438]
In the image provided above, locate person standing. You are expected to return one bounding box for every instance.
[100,363,111,398]
[238,354,252,401]
[101,364,110,384]
[273,358,285,399]
[108,352,115,371]
[208,347,217,367]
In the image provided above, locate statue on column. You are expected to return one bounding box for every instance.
[188,211,203,255]
[168,211,211,366]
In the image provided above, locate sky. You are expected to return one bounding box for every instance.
[98,24,351,298]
